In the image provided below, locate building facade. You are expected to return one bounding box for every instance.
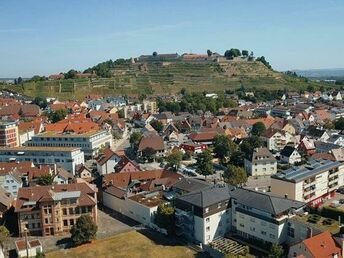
[271,159,344,206]
[0,121,19,147]
[244,147,277,176]
[0,146,84,175]
[27,130,113,159]
[15,183,97,237]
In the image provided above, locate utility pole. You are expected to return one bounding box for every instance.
[24,227,29,258]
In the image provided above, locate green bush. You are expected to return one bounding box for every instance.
[323,218,334,225]
[321,206,344,221]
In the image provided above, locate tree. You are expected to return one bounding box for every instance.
[213,135,237,164]
[17,77,23,84]
[196,149,214,179]
[36,251,45,258]
[166,151,183,171]
[224,48,241,59]
[230,150,245,167]
[155,204,175,235]
[256,56,272,69]
[180,88,187,95]
[33,96,48,109]
[152,51,158,57]
[129,132,143,150]
[242,50,249,57]
[334,117,344,130]
[207,49,212,57]
[251,122,266,136]
[142,147,156,161]
[240,136,263,159]
[0,226,9,252]
[323,119,334,130]
[268,243,284,258]
[64,69,78,79]
[37,174,54,186]
[48,109,67,123]
[223,165,247,187]
[150,120,164,133]
[70,215,97,246]
[118,109,125,118]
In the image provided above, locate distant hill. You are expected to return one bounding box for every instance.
[0,56,332,100]
[293,68,344,79]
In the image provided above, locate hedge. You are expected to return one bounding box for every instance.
[321,206,344,221]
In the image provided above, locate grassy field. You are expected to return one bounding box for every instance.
[46,231,199,258]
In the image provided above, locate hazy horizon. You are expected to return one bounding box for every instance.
[1,0,343,77]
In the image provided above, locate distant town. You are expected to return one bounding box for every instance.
[0,82,344,257]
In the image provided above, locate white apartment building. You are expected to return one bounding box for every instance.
[0,146,84,175]
[271,159,344,206]
[27,130,113,158]
[175,185,305,245]
[244,147,277,176]
[262,129,294,152]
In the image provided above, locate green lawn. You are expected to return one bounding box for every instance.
[46,231,199,258]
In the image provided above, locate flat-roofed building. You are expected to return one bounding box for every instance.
[27,130,113,158]
[0,146,84,175]
[271,159,344,206]
[0,121,19,147]
[15,183,97,237]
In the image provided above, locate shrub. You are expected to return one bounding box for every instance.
[321,206,344,221]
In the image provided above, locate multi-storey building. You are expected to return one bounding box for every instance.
[0,146,84,175]
[15,183,97,237]
[175,185,305,245]
[244,147,277,176]
[27,130,113,159]
[271,159,344,206]
[0,121,19,147]
[261,129,294,152]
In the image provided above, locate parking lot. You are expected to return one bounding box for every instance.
[322,191,344,209]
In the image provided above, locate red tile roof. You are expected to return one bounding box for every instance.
[303,231,342,258]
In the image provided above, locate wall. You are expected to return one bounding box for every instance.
[270,178,297,200]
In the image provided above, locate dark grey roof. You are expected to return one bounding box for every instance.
[177,185,235,208]
[251,147,276,162]
[272,159,341,183]
[172,178,211,193]
[314,141,341,152]
[230,188,305,215]
[177,184,305,215]
[280,146,297,157]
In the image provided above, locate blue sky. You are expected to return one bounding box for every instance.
[0,0,343,77]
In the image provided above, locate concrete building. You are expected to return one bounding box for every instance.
[271,159,344,206]
[15,239,43,258]
[27,130,113,159]
[0,146,84,175]
[244,147,277,176]
[15,183,97,237]
[175,185,305,245]
[143,100,157,114]
[0,121,19,147]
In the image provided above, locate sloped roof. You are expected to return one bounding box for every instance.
[280,146,298,158]
[230,188,305,215]
[303,231,342,258]
[172,178,212,193]
[138,133,164,151]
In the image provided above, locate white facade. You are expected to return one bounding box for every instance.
[19,129,35,146]
[271,161,344,205]
[244,159,277,176]
[97,154,121,175]
[264,131,293,151]
[0,173,22,197]
[103,191,157,225]
[28,130,113,158]
[280,150,302,164]
[0,147,84,175]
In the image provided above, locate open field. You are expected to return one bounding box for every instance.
[46,230,201,258]
[0,60,330,100]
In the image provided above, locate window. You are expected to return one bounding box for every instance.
[206,226,210,232]
[63,220,68,226]
[69,208,74,215]
[239,223,244,228]
[63,208,67,215]
[261,231,267,235]
[69,219,74,226]
[206,217,210,223]
[250,227,255,232]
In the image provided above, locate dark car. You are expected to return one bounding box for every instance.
[339,199,344,204]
